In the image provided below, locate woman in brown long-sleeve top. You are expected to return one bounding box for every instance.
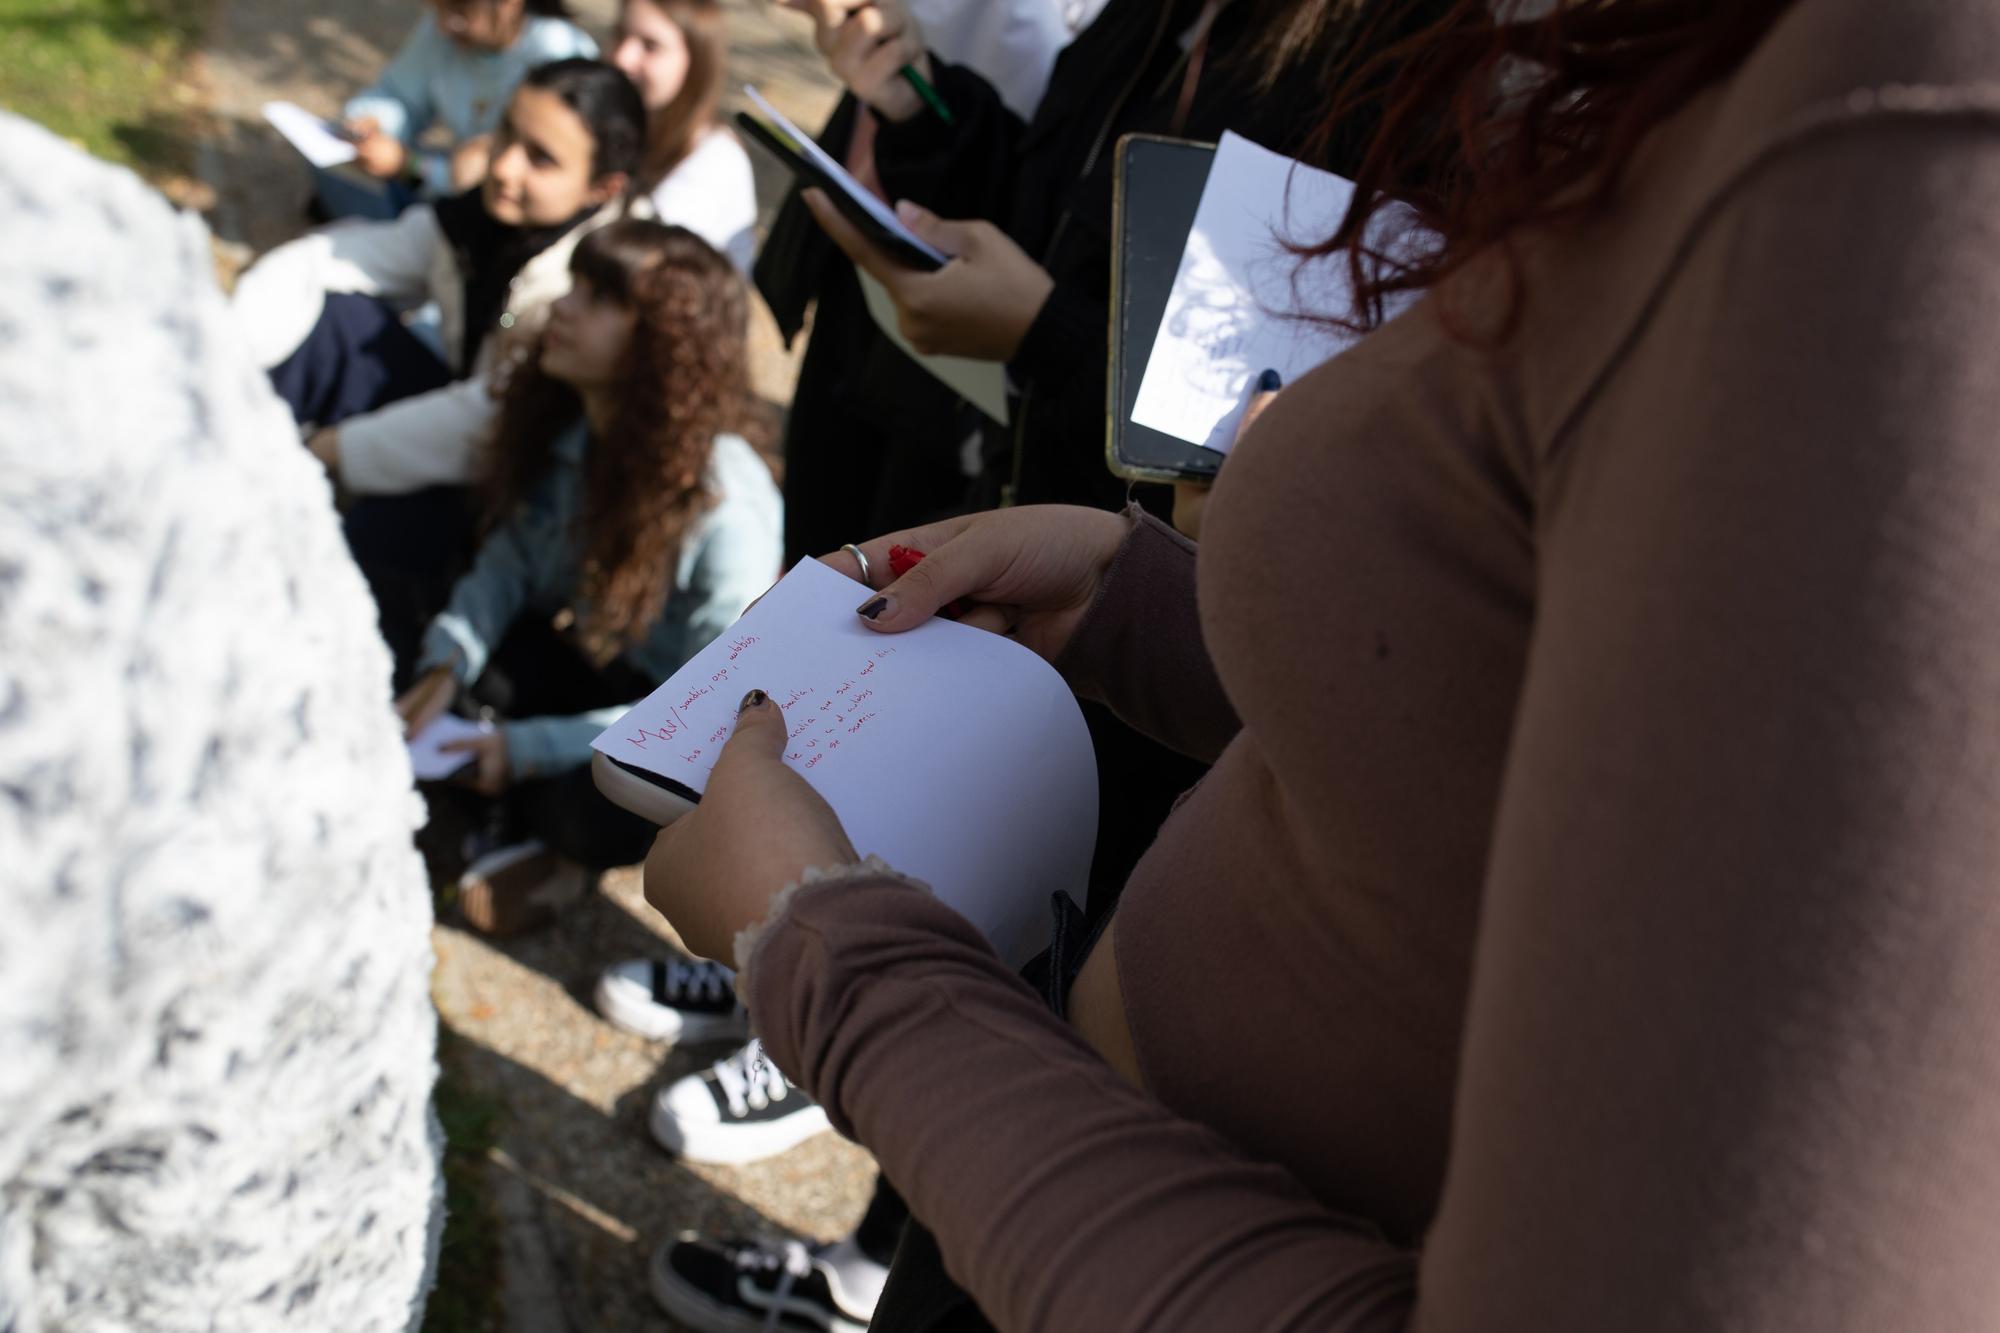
[643,0,2000,1327]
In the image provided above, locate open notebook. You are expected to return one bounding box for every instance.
[594,560,1098,966]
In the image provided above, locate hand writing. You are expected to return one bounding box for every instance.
[346,119,408,179]
[643,689,858,961]
[823,504,1128,664]
[778,0,928,122]
[803,191,1053,361]
[441,727,511,796]
[394,665,457,740]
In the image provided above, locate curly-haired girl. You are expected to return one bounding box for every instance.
[396,219,780,932]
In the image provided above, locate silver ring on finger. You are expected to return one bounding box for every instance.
[840,543,873,587]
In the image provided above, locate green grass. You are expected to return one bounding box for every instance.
[0,0,210,177]
[424,1027,509,1333]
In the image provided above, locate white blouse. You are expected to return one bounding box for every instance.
[637,127,758,274]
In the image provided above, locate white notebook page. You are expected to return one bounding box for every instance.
[595,559,1097,965]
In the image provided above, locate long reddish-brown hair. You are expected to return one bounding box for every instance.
[1304,0,1804,336]
[482,219,753,659]
[623,0,728,195]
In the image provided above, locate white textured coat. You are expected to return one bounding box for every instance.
[0,115,441,1332]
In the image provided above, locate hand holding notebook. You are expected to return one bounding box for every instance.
[594,557,1098,965]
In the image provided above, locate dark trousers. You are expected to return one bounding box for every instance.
[388,608,659,875]
[348,486,481,676]
[310,166,418,223]
[464,618,660,871]
[268,290,453,431]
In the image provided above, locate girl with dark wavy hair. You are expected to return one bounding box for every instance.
[645,1,2000,1328]
[397,219,780,934]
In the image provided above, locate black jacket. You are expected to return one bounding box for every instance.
[754,96,977,566]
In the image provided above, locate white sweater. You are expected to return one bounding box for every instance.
[0,115,439,1332]
[232,201,620,495]
[632,127,759,273]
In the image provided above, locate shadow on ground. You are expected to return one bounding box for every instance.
[431,867,876,1332]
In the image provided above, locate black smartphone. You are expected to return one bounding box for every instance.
[735,110,948,274]
[1107,134,1222,485]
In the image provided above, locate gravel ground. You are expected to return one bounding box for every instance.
[432,868,878,1332]
[192,5,865,1329]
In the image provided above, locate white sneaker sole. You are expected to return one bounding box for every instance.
[593,973,749,1045]
[648,1245,868,1333]
[648,1091,832,1166]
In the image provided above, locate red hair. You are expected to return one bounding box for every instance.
[1308,0,1804,337]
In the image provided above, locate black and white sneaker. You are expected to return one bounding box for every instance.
[648,1234,883,1333]
[594,956,750,1044]
[649,1037,830,1165]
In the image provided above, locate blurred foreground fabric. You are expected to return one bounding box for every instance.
[0,114,441,1332]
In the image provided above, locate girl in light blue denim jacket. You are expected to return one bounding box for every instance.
[396,219,780,931]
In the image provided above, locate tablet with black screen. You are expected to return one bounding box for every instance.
[1107,134,1220,485]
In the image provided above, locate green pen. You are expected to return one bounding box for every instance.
[899,63,955,126]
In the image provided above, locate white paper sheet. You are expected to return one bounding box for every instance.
[262,100,359,169]
[741,86,951,268]
[407,714,494,782]
[858,270,1011,425]
[594,560,1097,965]
[1131,132,1386,454]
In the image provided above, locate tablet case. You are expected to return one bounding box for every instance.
[1107,134,1220,485]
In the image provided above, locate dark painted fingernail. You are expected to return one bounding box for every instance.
[855,595,890,621]
[1257,367,1282,392]
[738,689,767,713]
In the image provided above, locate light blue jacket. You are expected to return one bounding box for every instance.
[418,425,783,778]
[344,14,598,196]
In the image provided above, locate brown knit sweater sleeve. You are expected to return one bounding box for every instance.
[1054,506,1240,763]
[750,97,2000,1333]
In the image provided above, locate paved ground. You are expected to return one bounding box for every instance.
[194,7,868,1330]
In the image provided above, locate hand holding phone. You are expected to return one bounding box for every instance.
[345,118,408,178]
[802,192,1052,361]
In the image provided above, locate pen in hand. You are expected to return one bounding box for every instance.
[899,63,954,125]
[775,1,953,125]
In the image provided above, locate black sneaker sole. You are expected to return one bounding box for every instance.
[648,1242,866,1333]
